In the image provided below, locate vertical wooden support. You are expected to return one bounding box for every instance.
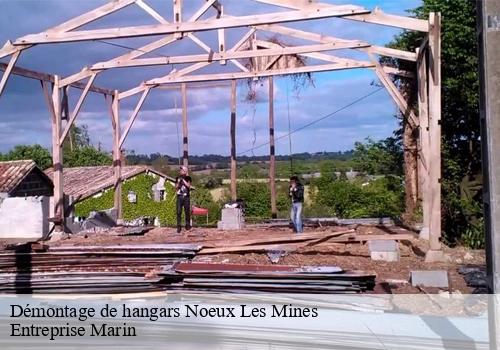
[218,5,226,65]
[173,0,182,39]
[417,47,430,240]
[112,90,123,223]
[230,79,237,201]
[269,76,277,218]
[425,12,444,261]
[50,76,64,232]
[181,82,189,167]
[0,51,20,99]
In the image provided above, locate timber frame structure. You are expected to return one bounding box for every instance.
[0,0,444,261]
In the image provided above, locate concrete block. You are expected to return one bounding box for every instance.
[410,270,449,288]
[368,240,398,252]
[219,208,245,230]
[371,251,400,262]
[0,196,50,239]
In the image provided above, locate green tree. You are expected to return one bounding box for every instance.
[352,137,403,175]
[64,146,112,167]
[1,144,52,169]
[385,0,481,246]
[62,124,112,167]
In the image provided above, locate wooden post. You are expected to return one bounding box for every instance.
[230,79,237,201]
[112,90,123,223]
[173,0,182,39]
[417,47,430,240]
[181,82,189,167]
[425,12,444,261]
[51,76,64,232]
[269,76,277,218]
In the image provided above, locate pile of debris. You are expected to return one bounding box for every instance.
[198,229,414,255]
[458,265,487,293]
[0,243,200,293]
[159,262,376,293]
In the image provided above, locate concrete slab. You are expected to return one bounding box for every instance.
[425,249,450,263]
[371,251,400,262]
[0,196,49,239]
[410,270,449,288]
[368,240,398,252]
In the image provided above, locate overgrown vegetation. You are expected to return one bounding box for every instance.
[384,0,483,248]
[309,172,404,219]
[74,174,219,226]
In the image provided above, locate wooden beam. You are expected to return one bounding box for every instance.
[370,54,418,127]
[148,61,373,85]
[112,90,123,223]
[49,76,64,232]
[118,29,257,99]
[256,24,417,61]
[59,74,97,143]
[118,61,211,100]
[181,83,189,167]
[253,1,428,32]
[59,0,216,87]
[91,42,356,69]
[0,0,136,59]
[190,0,217,21]
[0,62,113,95]
[119,87,150,148]
[0,50,20,98]
[50,0,136,33]
[173,0,182,39]
[14,6,370,44]
[230,79,237,201]
[417,47,430,240]
[217,5,226,65]
[269,76,277,218]
[0,40,29,60]
[425,12,443,259]
[135,0,166,24]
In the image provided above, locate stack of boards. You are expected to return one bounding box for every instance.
[160,262,376,293]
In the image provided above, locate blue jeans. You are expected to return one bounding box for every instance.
[290,202,303,233]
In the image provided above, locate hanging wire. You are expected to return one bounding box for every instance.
[237,87,384,156]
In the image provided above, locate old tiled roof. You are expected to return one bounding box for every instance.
[0,160,39,193]
[44,165,174,201]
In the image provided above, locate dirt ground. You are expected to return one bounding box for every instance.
[43,224,485,294]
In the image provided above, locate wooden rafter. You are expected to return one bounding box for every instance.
[148,61,374,85]
[0,0,136,59]
[59,73,97,143]
[0,62,113,95]
[0,51,20,98]
[59,0,218,87]
[90,42,365,69]
[255,24,417,61]
[13,6,370,44]
[253,0,428,32]
[119,87,150,148]
[118,28,257,99]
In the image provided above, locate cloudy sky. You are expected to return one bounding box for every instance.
[0,0,421,157]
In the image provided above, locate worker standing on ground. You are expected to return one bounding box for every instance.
[175,166,192,233]
[289,176,304,233]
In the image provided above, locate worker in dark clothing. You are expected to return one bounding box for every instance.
[289,176,304,233]
[175,166,192,233]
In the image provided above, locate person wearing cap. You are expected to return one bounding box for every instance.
[289,176,304,233]
[175,166,192,233]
